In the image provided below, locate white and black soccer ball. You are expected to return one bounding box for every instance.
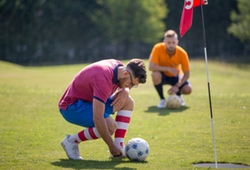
[125,137,149,162]
[166,94,181,109]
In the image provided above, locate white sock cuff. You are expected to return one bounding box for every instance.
[117,110,132,117]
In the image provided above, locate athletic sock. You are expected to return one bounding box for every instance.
[68,127,101,144]
[154,84,165,99]
[114,110,132,148]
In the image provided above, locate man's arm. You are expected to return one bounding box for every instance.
[168,71,190,94]
[175,71,190,88]
[149,62,167,72]
[149,62,179,76]
[93,98,121,156]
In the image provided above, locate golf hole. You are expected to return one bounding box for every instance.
[193,162,250,168]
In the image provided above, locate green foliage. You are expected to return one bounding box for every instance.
[228,0,250,42]
[92,0,167,44]
[0,1,100,63]
[0,0,249,64]
[0,60,250,169]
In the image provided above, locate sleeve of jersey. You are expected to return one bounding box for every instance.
[181,52,190,72]
[149,45,159,64]
[92,80,112,104]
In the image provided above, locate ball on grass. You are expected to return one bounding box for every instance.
[166,94,181,109]
[125,138,149,162]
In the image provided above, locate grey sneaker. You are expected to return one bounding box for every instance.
[61,135,83,160]
[157,99,166,108]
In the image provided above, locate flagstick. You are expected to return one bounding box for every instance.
[200,0,218,168]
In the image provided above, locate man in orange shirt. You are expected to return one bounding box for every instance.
[149,30,192,108]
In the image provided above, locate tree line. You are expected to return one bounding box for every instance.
[0,0,249,65]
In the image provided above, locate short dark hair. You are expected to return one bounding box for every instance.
[126,59,147,84]
[164,30,178,39]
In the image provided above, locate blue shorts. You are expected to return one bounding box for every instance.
[60,97,114,128]
[161,72,189,89]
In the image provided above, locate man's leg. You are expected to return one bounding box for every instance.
[112,96,134,157]
[154,84,165,100]
[60,99,116,160]
[151,71,165,99]
[61,127,101,160]
[151,71,167,108]
[114,110,132,152]
[180,84,192,95]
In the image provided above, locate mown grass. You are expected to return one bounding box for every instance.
[0,59,249,170]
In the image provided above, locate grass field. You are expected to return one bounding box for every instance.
[0,59,249,170]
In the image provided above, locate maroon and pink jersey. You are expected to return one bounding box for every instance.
[59,59,124,110]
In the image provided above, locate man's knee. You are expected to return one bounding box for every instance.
[151,71,162,84]
[181,84,192,94]
[113,96,134,112]
[123,96,134,110]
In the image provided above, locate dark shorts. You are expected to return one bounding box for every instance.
[161,72,189,89]
[60,97,114,128]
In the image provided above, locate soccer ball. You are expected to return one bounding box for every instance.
[125,138,149,162]
[166,94,181,109]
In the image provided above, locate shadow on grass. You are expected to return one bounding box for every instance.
[51,159,145,169]
[192,161,250,168]
[144,105,189,116]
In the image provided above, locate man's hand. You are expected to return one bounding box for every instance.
[110,89,129,106]
[109,144,123,157]
[167,67,179,76]
[168,85,179,95]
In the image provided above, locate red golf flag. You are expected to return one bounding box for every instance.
[179,0,208,37]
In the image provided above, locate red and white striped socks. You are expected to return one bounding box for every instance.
[114,110,132,148]
[68,110,132,147]
[68,127,100,144]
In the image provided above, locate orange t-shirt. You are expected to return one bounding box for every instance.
[149,42,190,77]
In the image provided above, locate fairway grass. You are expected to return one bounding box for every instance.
[0,59,249,170]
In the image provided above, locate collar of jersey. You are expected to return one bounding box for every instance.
[113,64,123,84]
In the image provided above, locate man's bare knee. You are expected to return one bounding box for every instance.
[122,96,134,110]
[181,85,192,94]
[113,96,135,113]
[151,72,162,85]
